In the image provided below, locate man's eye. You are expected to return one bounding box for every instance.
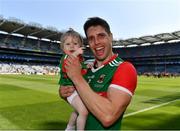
[88,37,94,43]
[98,33,106,39]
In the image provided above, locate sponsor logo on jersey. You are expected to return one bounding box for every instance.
[94,84,104,88]
[87,75,95,83]
[97,74,106,83]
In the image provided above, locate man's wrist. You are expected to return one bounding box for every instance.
[72,74,84,85]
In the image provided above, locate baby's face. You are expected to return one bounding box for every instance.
[63,36,81,53]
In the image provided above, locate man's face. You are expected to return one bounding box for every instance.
[86,25,113,63]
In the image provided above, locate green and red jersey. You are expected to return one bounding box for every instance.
[59,54,87,86]
[85,54,137,130]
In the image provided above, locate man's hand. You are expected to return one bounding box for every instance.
[72,47,84,57]
[64,54,82,81]
[59,85,75,99]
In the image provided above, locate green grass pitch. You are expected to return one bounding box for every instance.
[0,74,179,130]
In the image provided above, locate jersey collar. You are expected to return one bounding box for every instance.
[93,54,118,68]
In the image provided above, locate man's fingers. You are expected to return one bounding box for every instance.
[64,55,77,68]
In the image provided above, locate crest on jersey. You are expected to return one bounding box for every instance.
[97,74,106,83]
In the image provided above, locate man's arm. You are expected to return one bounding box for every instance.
[70,74,132,127]
[64,55,137,127]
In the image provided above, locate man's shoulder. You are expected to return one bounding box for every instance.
[114,61,137,77]
[118,61,136,70]
[107,55,123,67]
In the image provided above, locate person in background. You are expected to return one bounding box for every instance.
[59,17,137,130]
[59,29,88,130]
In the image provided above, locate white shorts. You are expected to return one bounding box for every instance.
[67,90,78,104]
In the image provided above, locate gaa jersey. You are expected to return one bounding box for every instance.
[59,54,87,86]
[85,54,137,130]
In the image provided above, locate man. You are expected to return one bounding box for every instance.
[59,17,137,130]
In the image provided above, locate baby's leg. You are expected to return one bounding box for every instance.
[65,111,77,131]
[71,94,88,130]
[65,91,78,131]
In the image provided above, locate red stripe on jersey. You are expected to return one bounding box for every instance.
[81,69,87,75]
[97,92,107,98]
[62,59,68,72]
[93,54,118,67]
[111,61,137,95]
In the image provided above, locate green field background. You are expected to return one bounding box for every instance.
[0,74,179,130]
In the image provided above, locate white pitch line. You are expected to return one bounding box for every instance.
[124,99,179,118]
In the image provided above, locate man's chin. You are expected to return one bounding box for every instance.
[95,56,106,61]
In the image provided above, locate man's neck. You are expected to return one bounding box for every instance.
[96,53,115,67]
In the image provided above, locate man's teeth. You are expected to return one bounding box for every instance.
[96,47,103,50]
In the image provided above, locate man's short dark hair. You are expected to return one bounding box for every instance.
[83,17,111,37]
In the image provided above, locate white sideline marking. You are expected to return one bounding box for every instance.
[124,99,179,118]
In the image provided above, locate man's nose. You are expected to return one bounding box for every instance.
[94,37,100,45]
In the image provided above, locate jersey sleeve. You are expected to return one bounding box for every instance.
[110,61,137,96]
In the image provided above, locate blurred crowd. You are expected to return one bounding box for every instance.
[0,62,59,75]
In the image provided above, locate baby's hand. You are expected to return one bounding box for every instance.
[72,47,85,57]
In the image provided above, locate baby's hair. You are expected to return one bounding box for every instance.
[60,28,84,49]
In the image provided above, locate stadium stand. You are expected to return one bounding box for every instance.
[0,16,180,76]
[113,41,180,76]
